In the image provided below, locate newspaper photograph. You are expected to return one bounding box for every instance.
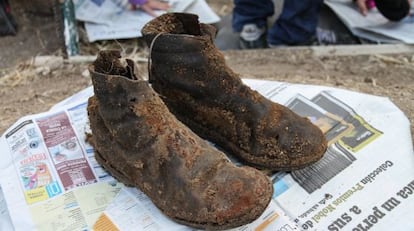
[311,92,382,152]
[0,79,413,230]
[285,94,354,144]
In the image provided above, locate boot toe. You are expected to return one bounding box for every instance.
[202,166,273,229]
[271,110,327,169]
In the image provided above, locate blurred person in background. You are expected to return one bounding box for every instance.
[129,0,170,17]
[232,0,324,49]
[232,0,411,49]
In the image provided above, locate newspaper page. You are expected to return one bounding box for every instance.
[0,185,14,230]
[1,79,413,230]
[0,91,123,230]
[324,0,414,44]
[73,0,220,42]
[242,79,414,230]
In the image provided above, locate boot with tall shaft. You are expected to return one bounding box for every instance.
[142,13,327,171]
[87,50,273,230]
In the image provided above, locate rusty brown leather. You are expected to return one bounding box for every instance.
[87,50,273,230]
[141,13,327,171]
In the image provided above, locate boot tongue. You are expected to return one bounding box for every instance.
[92,50,140,80]
[93,50,125,75]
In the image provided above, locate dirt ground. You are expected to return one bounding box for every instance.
[0,0,413,145]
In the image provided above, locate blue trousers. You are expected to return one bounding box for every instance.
[233,0,323,45]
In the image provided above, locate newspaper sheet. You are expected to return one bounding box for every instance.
[73,0,220,42]
[0,185,13,230]
[324,0,414,44]
[0,79,413,230]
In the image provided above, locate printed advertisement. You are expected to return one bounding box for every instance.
[36,112,97,190]
[5,120,62,204]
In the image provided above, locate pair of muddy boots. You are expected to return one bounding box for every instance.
[87,13,327,230]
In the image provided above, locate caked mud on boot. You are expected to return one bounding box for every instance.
[142,13,328,171]
[87,50,273,230]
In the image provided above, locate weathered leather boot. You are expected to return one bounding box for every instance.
[87,50,273,230]
[141,13,327,171]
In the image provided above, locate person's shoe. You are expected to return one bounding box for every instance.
[239,23,267,49]
[374,0,410,21]
[141,13,328,171]
[87,50,273,230]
